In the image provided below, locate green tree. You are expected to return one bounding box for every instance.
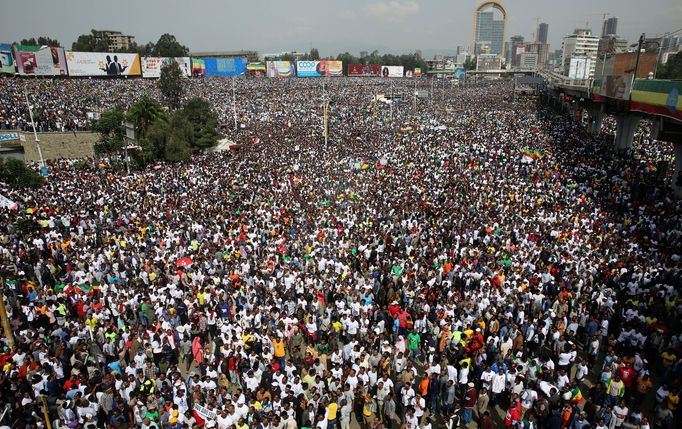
[309,48,320,60]
[464,56,476,71]
[72,29,109,52]
[137,41,156,56]
[181,98,219,149]
[127,97,167,138]
[154,33,189,57]
[0,159,43,188]
[159,61,184,109]
[658,52,682,79]
[93,107,125,157]
[164,115,192,162]
[18,37,60,47]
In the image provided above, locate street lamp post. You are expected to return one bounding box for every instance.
[24,90,45,170]
[631,33,646,91]
[232,77,238,131]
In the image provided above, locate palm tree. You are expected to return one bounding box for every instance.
[127,97,167,138]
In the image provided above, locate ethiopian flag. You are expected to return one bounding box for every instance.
[570,386,583,404]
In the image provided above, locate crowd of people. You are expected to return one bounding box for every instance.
[0,76,680,429]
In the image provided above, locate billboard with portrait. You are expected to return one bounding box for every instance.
[14,46,68,76]
[141,57,191,78]
[0,44,16,74]
[267,61,295,78]
[381,65,404,78]
[203,57,247,77]
[192,58,205,75]
[65,51,141,76]
[296,60,343,77]
[348,64,381,76]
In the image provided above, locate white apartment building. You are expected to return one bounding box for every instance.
[561,29,600,78]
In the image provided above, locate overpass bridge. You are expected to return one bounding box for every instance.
[538,70,682,195]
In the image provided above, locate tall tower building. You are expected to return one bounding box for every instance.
[472,1,508,56]
[602,17,618,37]
[538,23,549,44]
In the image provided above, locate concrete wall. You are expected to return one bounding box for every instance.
[0,131,98,162]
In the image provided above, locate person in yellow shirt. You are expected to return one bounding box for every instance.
[327,399,338,427]
[272,335,286,367]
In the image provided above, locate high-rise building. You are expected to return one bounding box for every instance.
[472,1,507,57]
[525,42,550,70]
[510,35,525,67]
[93,30,136,51]
[561,29,600,78]
[538,23,549,44]
[598,35,628,57]
[602,17,618,37]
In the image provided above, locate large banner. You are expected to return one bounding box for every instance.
[192,58,205,75]
[0,44,15,74]
[65,51,141,76]
[141,57,191,78]
[454,68,466,80]
[266,61,295,78]
[14,46,68,76]
[296,60,343,77]
[202,57,247,77]
[348,64,381,76]
[381,65,404,78]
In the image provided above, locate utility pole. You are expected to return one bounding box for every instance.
[390,81,393,122]
[40,395,53,429]
[24,89,45,171]
[322,81,330,146]
[232,77,238,131]
[632,33,645,92]
[0,279,14,348]
[413,76,417,112]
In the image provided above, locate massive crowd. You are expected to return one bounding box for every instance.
[0,76,680,429]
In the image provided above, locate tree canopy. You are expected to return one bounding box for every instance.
[159,61,184,109]
[657,52,682,79]
[0,158,43,188]
[95,96,219,166]
[17,37,61,47]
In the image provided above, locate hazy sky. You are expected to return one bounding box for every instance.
[2,0,680,57]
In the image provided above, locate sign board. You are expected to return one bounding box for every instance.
[14,46,68,76]
[296,60,343,77]
[141,57,191,78]
[381,65,404,77]
[65,51,142,76]
[0,43,15,74]
[0,133,19,142]
[267,61,295,78]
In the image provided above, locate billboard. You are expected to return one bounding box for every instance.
[192,58,205,75]
[65,51,141,76]
[348,64,381,76]
[296,60,343,77]
[201,57,247,77]
[454,68,466,80]
[0,44,15,74]
[381,65,404,78]
[267,61,295,78]
[141,57,191,78]
[14,46,68,76]
[568,56,591,80]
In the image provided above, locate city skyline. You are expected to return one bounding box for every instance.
[1,0,680,57]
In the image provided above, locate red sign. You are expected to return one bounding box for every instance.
[348,64,381,76]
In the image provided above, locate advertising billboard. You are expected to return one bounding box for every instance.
[192,58,205,75]
[141,57,191,78]
[296,60,343,77]
[267,61,295,78]
[348,64,381,76]
[14,46,68,76]
[568,56,591,80]
[202,57,247,77]
[454,68,466,80]
[65,51,141,76]
[381,65,404,78]
[0,44,15,74]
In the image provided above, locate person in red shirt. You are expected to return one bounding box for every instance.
[63,373,80,391]
[616,362,636,398]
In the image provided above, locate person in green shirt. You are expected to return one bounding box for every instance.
[408,331,421,362]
